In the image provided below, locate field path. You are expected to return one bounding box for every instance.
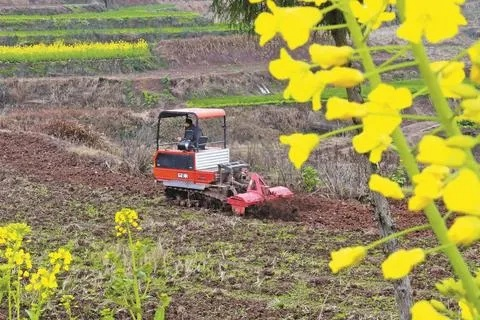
[0,62,268,83]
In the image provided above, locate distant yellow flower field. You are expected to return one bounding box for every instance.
[0,39,151,62]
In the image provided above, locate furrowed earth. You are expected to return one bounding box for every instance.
[1,0,480,319]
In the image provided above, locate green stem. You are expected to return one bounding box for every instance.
[378,46,410,69]
[318,124,362,140]
[409,44,480,176]
[401,114,438,121]
[425,243,454,255]
[355,44,407,52]
[368,224,430,249]
[7,271,12,320]
[364,61,418,78]
[321,4,340,15]
[394,0,480,312]
[412,87,428,99]
[312,24,347,31]
[128,227,142,320]
[16,277,20,320]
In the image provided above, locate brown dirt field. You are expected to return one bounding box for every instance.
[0,130,157,196]
[0,129,426,235]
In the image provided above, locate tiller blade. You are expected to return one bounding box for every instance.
[226,173,294,215]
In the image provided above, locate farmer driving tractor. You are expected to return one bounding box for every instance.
[184,118,202,143]
[177,117,203,150]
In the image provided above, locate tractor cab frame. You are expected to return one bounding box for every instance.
[153,108,237,190]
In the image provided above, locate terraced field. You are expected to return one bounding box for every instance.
[0,3,238,77]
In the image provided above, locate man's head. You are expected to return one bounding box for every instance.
[185,118,193,128]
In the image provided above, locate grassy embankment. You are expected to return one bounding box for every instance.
[187,79,427,108]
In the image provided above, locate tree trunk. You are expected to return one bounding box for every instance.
[330,11,413,320]
[104,0,114,8]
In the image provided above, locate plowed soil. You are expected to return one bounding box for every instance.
[0,130,426,234]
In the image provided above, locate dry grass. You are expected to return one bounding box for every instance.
[1,106,159,174]
[3,77,127,109]
[43,119,104,148]
[312,146,370,199]
[155,33,332,67]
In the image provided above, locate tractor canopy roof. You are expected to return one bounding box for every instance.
[159,108,226,120]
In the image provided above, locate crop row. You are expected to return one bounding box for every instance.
[0,5,203,31]
[1,25,233,38]
[187,79,426,108]
[0,4,196,22]
[0,40,151,63]
[0,16,207,32]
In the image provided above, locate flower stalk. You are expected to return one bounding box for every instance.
[344,0,480,312]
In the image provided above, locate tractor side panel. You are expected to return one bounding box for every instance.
[195,148,230,171]
[153,150,217,185]
[153,167,216,184]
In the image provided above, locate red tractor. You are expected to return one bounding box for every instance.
[153,108,294,215]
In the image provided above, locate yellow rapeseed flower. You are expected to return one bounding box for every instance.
[283,71,328,111]
[279,133,320,169]
[382,248,425,279]
[115,209,140,227]
[354,84,412,161]
[269,48,310,81]
[268,49,329,111]
[349,0,396,30]
[351,86,406,163]
[309,44,354,69]
[445,135,478,148]
[408,195,432,212]
[430,61,467,98]
[352,131,392,163]
[397,0,466,44]
[324,67,364,88]
[430,299,448,313]
[368,174,405,199]
[448,216,480,246]
[325,97,367,120]
[417,135,466,167]
[328,246,367,274]
[443,168,480,215]
[49,248,73,271]
[460,97,480,123]
[411,300,450,320]
[0,223,31,246]
[368,83,413,112]
[436,277,466,297]
[408,165,450,211]
[26,267,59,295]
[468,42,480,84]
[254,0,323,49]
[0,40,149,63]
[459,299,477,320]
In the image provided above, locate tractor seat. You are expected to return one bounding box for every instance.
[198,136,208,150]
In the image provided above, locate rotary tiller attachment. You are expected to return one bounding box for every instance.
[226,173,295,217]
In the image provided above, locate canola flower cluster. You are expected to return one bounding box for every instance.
[25,247,73,299]
[249,0,480,318]
[0,39,151,63]
[0,223,33,279]
[115,208,142,237]
[0,222,72,312]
